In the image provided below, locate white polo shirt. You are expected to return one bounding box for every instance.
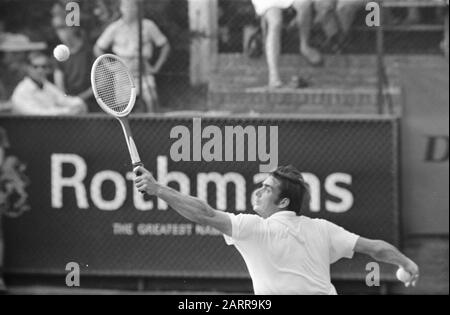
[224,211,359,295]
[11,77,85,115]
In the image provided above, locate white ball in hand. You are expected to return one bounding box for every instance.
[396,267,413,285]
[53,44,70,62]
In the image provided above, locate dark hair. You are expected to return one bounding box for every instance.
[271,165,309,215]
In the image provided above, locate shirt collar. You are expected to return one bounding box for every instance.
[27,76,45,90]
[269,211,297,219]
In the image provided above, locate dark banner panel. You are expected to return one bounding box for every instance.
[0,115,399,279]
[399,58,449,234]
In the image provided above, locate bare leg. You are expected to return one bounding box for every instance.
[263,8,283,87]
[292,0,323,66]
[336,0,364,35]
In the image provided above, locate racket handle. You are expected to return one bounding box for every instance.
[133,162,144,176]
[132,162,146,194]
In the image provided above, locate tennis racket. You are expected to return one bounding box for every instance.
[91,54,143,170]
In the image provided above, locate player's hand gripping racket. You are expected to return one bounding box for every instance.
[91,54,144,171]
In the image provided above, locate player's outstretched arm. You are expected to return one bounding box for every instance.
[354,237,419,286]
[134,166,232,236]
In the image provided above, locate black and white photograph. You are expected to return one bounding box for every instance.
[0,0,448,299]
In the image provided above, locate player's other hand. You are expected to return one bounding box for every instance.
[134,166,159,195]
[403,260,420,287]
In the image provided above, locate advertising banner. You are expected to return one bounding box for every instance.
[0,115,399,279]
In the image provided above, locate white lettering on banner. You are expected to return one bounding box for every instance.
[51,154,89,209]
[90,171,126,210]
[197,172,246,211]
[50,154,354,212]
[113,222,134,235]
[112,223,222,236]
[325,173,353,213]
[195,225,221,236]
[302,173,321,212]
[252,172,352,213]
[136,223,193,236]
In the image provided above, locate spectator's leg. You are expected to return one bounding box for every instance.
[320,0,363,52]
[321,12,340,43]
[263,8,283,87]
[336,0,363,35]
[292,0,323,66]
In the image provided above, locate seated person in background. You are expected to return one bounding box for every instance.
[11,52,87,115]
[0,32,36,112]
[252,0,337,88]
[52,17,97,112]
[94,0,170,112]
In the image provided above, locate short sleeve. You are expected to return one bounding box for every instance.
[223,213,263,246]
[323,220,359,264]
[144,20,168,47]
[95,22,118,50]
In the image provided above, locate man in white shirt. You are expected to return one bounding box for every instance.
[134,164,419,294]
[94,0,170,112]
[11,52,86,116]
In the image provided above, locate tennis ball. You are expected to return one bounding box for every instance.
[53,44,70,62]
[396,267,412,284]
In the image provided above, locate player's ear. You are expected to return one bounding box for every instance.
[278,197,290,209]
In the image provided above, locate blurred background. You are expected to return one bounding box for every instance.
[0,0,448,295]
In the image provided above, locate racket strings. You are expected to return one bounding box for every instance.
[94,56,133,114]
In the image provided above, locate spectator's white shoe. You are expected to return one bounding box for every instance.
[268,79,284,89]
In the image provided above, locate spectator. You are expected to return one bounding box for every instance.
[51,16,97,112]
[92,0,121,40]
[252,0,337,88]
[11,51,87,115]
[94,0,171,112]
[0,33,46,112]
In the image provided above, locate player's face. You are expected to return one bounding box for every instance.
[252,176,282,218]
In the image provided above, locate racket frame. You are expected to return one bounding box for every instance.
[91,54,143,168]
[91,54,137,118]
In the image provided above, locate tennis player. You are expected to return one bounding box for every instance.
[134,164,419,295]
